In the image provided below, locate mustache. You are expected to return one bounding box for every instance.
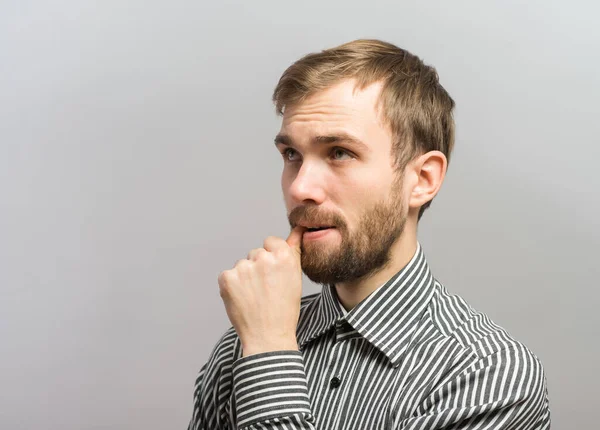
[288,206,346,229]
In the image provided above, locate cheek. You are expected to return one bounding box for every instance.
[281,173,294,208]
[346,171,389,202]
[340,173,393,220]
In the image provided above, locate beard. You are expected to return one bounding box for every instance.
[288,178,406,285]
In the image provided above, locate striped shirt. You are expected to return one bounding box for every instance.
[188,243,550,429]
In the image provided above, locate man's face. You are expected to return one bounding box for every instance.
[276,79,408,285]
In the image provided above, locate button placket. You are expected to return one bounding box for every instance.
[328,323,346,390]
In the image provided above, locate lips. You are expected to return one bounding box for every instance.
[303,227,335,241]
[305,226,334,232]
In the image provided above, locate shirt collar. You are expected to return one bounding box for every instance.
[297,242,436,367]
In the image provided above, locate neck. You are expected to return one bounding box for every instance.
[334,221,418,312]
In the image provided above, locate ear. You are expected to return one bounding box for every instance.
[407,151,447,211]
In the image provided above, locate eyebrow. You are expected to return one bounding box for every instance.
[274,133,369,152]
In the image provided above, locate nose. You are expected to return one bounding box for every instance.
[287,161,327,205]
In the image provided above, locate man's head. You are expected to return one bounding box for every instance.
[274,40,454,285]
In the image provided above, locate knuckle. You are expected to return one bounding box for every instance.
[234,259,249,269]
[248,248,266,260]
[260,248,276,261]
[263,236,279,248]
[218,269,230,285]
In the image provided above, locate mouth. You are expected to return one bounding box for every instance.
[303,226,335,232]
[302,226,336,242]
[303,225,335,233]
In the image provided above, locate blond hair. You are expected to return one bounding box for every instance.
[272,39,455,220]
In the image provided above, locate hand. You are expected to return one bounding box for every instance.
[218,226,305,357]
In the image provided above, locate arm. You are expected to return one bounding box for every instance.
[231,350,316,430]
[187,328,240,430]
[186,335,315,430]
[400,345,550,430]
[217,229,315,429]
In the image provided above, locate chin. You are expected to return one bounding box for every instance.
[302,240,340,256]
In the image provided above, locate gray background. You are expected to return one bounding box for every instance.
[1,1,598,429]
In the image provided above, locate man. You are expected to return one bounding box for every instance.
[188,39,550,429]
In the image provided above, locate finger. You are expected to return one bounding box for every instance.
[286,226,305,252]
[247,248,265,260]
[234,259,250,269]
[263,235,287,253]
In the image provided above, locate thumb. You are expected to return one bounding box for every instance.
[286,226,305,254]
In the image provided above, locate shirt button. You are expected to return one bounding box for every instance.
[330,377,341,389]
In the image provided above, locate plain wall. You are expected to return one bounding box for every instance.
[1,1,598,428]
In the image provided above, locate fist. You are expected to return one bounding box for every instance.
[218,227,305,357]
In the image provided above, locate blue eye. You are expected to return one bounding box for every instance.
[332,148,353,160]
[281,147,353,163]
[282,148,299,161]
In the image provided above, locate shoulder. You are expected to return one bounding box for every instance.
[424,278,549,387]
[189,326,242,429]
[419,281,550,426]
[205,326,242,367]
[428,280,549,399]
[429,279,531,358]
[194,326,241,393]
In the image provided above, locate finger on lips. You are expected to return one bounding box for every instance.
[222,229,305,290]
[286,226,305,250]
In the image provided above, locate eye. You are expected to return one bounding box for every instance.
[281,148,299,162]
[331,148,353,161]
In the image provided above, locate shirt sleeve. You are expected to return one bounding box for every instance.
[231,350,317,430]
[187,328,240,430]
[400,344,550,430]
[187,363,210,430]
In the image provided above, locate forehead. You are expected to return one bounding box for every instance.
[279,79,391,146]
